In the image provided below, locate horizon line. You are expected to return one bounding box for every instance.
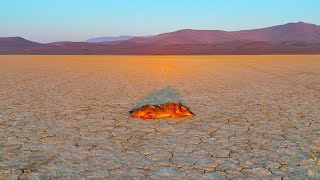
[1,21,318,44]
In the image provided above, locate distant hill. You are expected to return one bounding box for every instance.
[86,35,153,43]
[86,36,136,43]
[129,22,320,44]
[0,37,41,54]
[1,22,320,55]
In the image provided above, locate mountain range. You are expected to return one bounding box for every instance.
[1,22,320,55]
[86,35,153,43]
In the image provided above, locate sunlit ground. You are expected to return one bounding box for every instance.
[0,55,319,179]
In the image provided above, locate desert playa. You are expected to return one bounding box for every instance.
[0,55,319,179]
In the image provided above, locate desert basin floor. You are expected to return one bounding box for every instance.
[0,55,319,179]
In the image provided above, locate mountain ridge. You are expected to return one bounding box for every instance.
[1,22,320,55]
[86,35,153,43]
[129,22,320,45]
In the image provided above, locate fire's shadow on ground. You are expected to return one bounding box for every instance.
[130,86,188,112]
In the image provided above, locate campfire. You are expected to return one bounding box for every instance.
[129,102,194,119]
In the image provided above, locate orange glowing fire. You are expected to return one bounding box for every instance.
[129,102,195,119]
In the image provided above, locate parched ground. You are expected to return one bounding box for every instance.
[0,55,319,179]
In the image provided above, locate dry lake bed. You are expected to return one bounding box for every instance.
[0,55,319,179]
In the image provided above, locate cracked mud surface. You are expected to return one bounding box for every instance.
[0,55,320,179]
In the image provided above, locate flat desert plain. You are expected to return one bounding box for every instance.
[0,55,319,179]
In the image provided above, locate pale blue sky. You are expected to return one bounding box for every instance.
[1,0,319,43]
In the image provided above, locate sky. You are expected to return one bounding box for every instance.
[1,0,320,43]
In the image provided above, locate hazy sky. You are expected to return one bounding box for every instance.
[1,0,320,43]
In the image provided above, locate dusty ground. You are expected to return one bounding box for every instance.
[0,55,319,179]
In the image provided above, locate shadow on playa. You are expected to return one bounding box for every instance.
[130,86,190,113]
